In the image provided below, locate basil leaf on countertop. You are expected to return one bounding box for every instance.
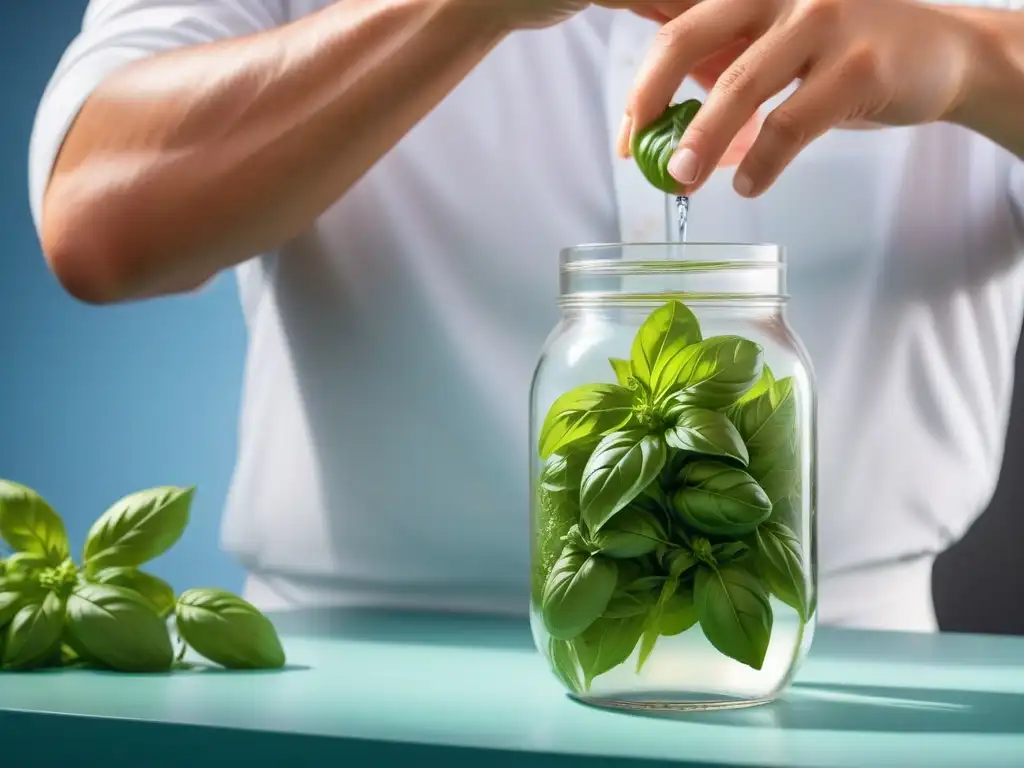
[0,578,45,629]
[91,567,177,618]
[0,481,69,565]
[2,591,65,670]
[66,582,174,673]
[175,588,286,669]
[83,486,194,572]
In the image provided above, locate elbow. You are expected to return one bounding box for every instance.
[42,215,134,306]
[41,197,208,305]
[40,181,142,304]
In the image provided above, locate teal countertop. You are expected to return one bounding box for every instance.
[2,608,1023,767]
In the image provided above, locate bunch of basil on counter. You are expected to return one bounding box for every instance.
[0,481,285,672]
[534,299,808,693]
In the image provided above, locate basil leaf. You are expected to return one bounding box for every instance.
[573,613,647,690]
[534,453,587,604]
[83,486,194,571]
[769,496,801,530]
[563,524,592,553]
[538,384,636,460]
[604,589,655,619]
[695,565,773,670]
[175,588,286,669]
[581,430,667,532]
[628,300,702,396]
[664,549,698,579]
[548,638,582,693]
[604,569,661,618]
[754,521,808,620]
[631,99,702,195]
[61,643,82,667]
[4,551,51,575]
[672,460,772,536]
[66,583,174,672]
[91,567,176,618]
[665,407,749,465]
[636,577,677,671]
[587,504,666,559]
[0,578,44,629]
[0,481,69,565]
[660,583,698,636]
[3,591,65,670]
[730,378,800,503]
[539,452,586,495]
[609,358,633,388]
[541,548,618,640]
[667,336,763,410]
[734,364,775,407]
[713,541,751,565]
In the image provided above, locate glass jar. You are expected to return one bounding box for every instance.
[529,242,816,711]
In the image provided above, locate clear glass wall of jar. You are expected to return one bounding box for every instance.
[529,243,817,711]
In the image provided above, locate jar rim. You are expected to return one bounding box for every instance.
[560,241,784,266]
[557,242,787,306]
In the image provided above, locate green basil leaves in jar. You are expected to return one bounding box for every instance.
[530,243,816,710]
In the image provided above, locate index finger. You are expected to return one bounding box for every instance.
[626,0,773,139]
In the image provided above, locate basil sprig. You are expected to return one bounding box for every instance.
[0,482,285,672]
[535,300,808,690]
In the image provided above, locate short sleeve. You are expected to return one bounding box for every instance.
[27,0,288,239]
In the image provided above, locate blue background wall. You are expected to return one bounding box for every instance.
[0,1,246,594]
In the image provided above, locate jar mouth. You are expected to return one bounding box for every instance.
[558,242,787,306]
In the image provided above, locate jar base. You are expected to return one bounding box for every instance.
[571,691,777,713]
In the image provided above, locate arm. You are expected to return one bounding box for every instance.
[946,7,1024,161]
[40,0,508,304]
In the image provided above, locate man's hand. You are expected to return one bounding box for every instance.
[619,0,981,198]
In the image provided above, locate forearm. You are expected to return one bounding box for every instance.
[42,0,507,304]
[945,6,1024,159]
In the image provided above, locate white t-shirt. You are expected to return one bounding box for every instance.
[29,0,1024,632]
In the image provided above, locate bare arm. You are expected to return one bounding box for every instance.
[41,0,509,303]
[947,7,1024,161]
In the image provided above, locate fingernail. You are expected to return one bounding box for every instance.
[616,115,633,158]
[668,147,699,184]
[733,172,754,197]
